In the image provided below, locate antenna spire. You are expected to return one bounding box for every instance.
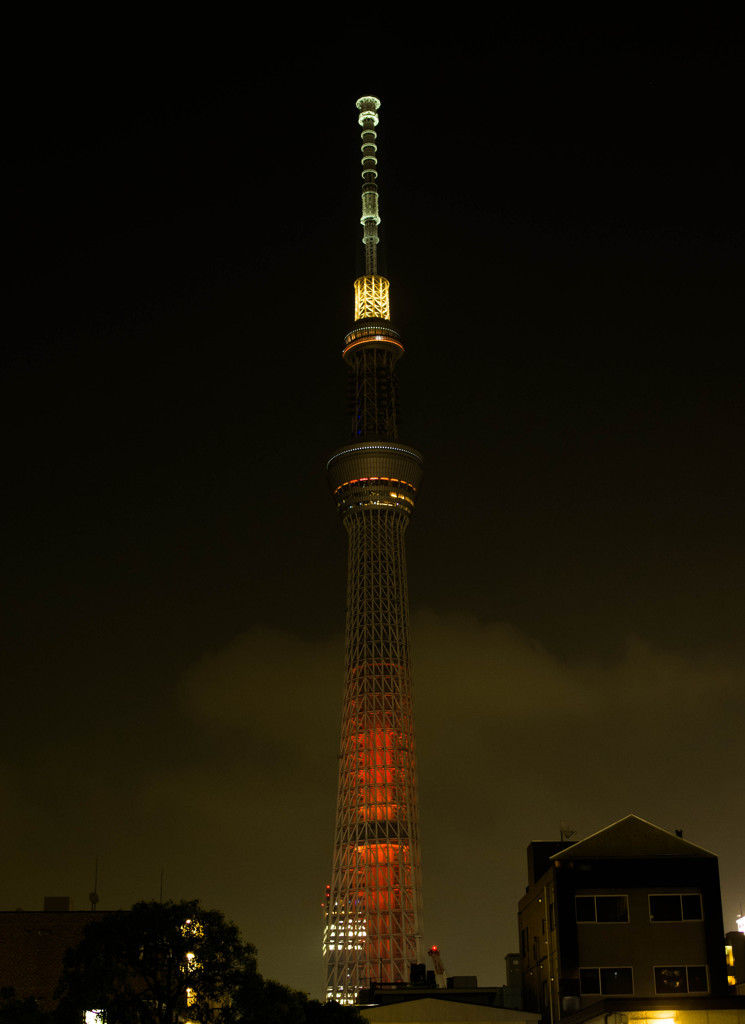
[354,96,390,321]
[356,96,382,276]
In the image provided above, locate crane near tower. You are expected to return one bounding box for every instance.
[322,96,424,1005]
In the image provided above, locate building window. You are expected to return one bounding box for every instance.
[654,965,709,994]
[649,894,703,921]
[580,967,634,995]
[576,895,629,922]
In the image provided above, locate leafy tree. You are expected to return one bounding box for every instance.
[54,899,257,1024]
[0,988,50,1024]
[53,899,364,1024]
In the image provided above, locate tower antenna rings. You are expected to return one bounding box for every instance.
[356,96,383,277]
[356,96,381,126]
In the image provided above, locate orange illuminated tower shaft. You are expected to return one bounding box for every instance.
[323,97,424,1003]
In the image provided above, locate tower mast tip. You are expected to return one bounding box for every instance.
[355,95,387,314]
[356,95,381,118]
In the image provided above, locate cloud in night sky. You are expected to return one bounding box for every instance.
[177,611,741,776]
[1,613,742,997]
[133,610,744,990]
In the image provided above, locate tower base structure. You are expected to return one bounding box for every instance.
[324,442,424,1002]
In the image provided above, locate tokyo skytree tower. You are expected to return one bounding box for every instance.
[323,96,424,1004]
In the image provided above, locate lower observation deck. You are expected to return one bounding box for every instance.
[327,442,423,519]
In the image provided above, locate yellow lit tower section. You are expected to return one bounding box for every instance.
[323,96,424,1004]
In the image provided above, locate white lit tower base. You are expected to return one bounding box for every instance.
[323,97,424,1004]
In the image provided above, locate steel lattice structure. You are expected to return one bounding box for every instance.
[323,96,424,1004]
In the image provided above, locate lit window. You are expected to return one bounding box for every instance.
[654,965,708,993]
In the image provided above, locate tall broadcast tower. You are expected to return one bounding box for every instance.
[323,96,424,1004]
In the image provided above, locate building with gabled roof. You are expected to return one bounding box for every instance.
[517,815,744,1024]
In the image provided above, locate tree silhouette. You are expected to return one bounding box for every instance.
[55,900,256,1024]
[53,900,365,1024]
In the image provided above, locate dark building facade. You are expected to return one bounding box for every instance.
[0,906,101,1011]
[517,815,742,1024]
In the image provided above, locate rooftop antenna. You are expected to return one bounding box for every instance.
[88,857,99,911]
[560,821,577,842]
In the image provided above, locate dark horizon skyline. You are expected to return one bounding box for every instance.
[4,21,743,999]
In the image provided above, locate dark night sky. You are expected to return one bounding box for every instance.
[3,16,744,998]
